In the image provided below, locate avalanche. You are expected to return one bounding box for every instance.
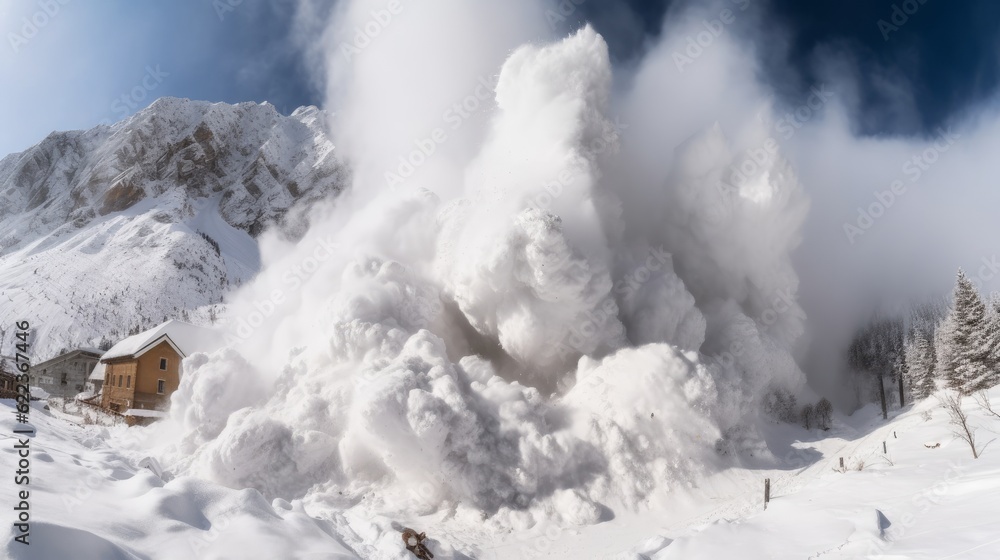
[7,376,1000,558]
[139,20,811,539]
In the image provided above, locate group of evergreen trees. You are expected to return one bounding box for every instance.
[848,314,907,417]
[850,269,1000,410]
[904,328,935,399]
[926,270,1000,395]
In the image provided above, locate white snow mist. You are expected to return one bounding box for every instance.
[156,0,814,527]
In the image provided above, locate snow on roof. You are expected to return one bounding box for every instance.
[102,320,220,361]
[31,347,105,370]
[123,409,167,418]
[89,362,106,381]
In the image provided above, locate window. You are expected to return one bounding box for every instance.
[61,373,67,385]
[157,379,165,394]
[118,375,123,387]
[159,358,167,370]
[126,376,131,389]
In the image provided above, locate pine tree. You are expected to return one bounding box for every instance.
[925,324,938,385]
[972,301,1000,392]
[944,270,997,394]
[815,398,833,430]
[936,312,958,389]
[801,403,814,429]
[905,330,921,396]
[893,353,907,407]
[905,328,936,400]
[848,315,904,418]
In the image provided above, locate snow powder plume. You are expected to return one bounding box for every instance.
[153,0,811,532]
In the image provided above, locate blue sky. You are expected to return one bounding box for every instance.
[3,0,1000,158]
[0,0,315,157]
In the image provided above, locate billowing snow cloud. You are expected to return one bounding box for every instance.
[155,0,814,528]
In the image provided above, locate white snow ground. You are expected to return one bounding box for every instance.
[0,401,356,560]
[3,389,999,559]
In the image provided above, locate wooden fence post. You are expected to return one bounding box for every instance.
[764,478,771,509]
[883,441,887,454]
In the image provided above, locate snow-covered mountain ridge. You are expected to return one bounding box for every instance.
[0,97,345,360]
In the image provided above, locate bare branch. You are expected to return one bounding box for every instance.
[939,392,980,459]
[974,391,1000,421]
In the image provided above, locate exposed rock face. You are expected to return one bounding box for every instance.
[0,98,346,360]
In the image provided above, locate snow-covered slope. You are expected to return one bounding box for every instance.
[636,395,1000,559]
[0,400,356,559]
[0,98,345,359]
[5,389,999,558]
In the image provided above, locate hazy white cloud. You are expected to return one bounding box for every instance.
[143,0,1000,530]
[147,0,818,525]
